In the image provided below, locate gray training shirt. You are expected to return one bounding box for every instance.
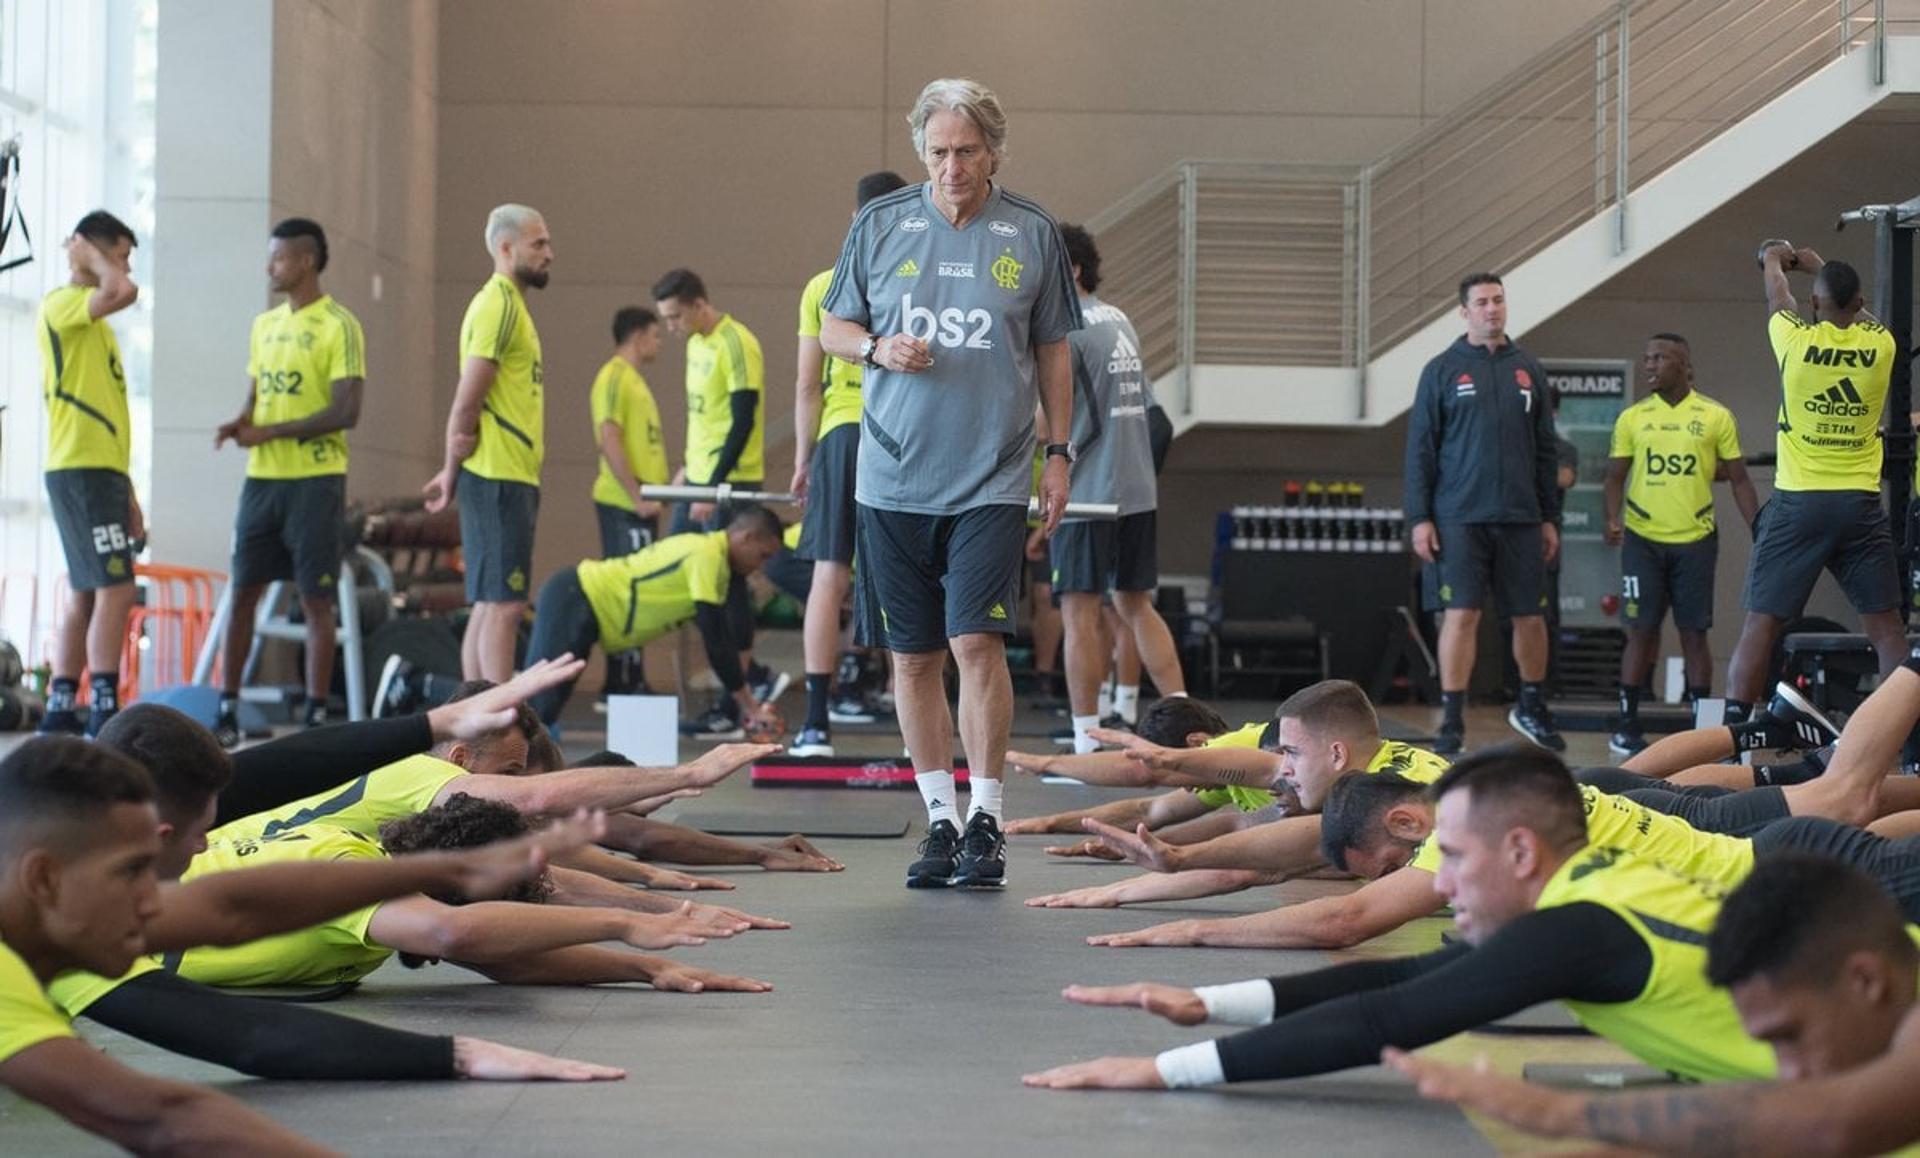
[1066,296,1156,518]
[824,182,1081,516]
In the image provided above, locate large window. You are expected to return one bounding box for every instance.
[0,0,154,666]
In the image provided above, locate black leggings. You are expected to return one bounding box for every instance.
[216,713,435,827]
[88,971,455,1080]
[526,567,598,725]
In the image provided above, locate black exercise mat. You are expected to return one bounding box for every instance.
[1473,1002,1592,1036]
[670,809,910,838]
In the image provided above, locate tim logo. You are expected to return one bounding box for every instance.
[1803,378,1870,417]
[1803,346,1878,368]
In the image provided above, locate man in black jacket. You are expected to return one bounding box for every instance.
[1404,272,1562,755]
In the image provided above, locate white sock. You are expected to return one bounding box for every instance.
[1072,713,1101,754]
[1098,681,1114,718]
[915,771,960,828]
[1114,685,1140,725]
[968,776,1004,822]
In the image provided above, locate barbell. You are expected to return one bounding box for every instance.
[639,484,1120,520]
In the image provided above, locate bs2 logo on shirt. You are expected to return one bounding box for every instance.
[901,293,993,350]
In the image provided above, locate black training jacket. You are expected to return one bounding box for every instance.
[1402,335,1560,526]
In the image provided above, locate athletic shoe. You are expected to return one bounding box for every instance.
[828,693,881,725]
[1767,682,1841,750]
[949,812,1008,888]
[212,709,242,750]
[1099,713,1133,733]
[1608,728,1649,758]
[680,704,744,741]
[84,705,117,740]
[906,819,961,888]
[1049,724,1077,748]
[372,655,418,720]
[747,664,792,706]
[36,708,84,736]
[1432,720,1465,757]
[791,726,834,757]
[1507,703,1567,751]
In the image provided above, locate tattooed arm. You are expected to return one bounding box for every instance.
[1386,1011,1920,1157]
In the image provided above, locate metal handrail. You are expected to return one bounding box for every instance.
[1088,0,1887,420]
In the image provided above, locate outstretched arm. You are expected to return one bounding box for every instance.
[453,742,778,815]
[598,814,843,871]
[465,943,773,992]
[1082,812,1326,875]
[0,1037,335,1156]
[1083,864,1444,948]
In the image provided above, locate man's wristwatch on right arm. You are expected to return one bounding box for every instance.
[859,335,880,368]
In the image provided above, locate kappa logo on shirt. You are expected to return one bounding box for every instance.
[895,259,921,279]
[989,221,1019,238]
[937,261,975,279]
[900,217,931,233]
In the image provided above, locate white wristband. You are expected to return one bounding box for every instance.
[1153,1041,1227,1089]
[1195,979,1277,1026]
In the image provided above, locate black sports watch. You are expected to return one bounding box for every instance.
[859,335,880,367]
[1044,442,1075,463]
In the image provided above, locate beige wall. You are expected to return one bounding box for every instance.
[272,0,440,501]
[430,0,1616,582]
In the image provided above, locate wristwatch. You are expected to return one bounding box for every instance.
[859,335,880,367]
[1044,442,1076,463]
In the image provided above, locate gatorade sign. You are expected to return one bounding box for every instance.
[1546,366,1627,398]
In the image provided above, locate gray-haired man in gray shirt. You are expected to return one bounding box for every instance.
[822,77,1080,889]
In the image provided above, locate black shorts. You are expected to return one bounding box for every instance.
[1622,783,1789,838]
[525,567,596,725]
[231,476,346,599]
[763,545,814,604]
[1752,816,1920,924]
[796,424,858,566]
[595,502,657,559]
[1421,522,1547,617]
[1743,490,1900,618]
[667,478,761,536]
[1049,511,1158,599]
[47,468,136,590]
[1620,530,1716,631]
[458,469,539,603]
[1027,550,1052,589]
[855,503,1026,653]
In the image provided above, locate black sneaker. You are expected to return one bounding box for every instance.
[372,655,419,720]
[680,703,745,741]
[1507,703,1567,751]
[907,819,961,888]
[1433,720,1465,757]
[950,812,1007,888]
[791,725,833,757]
[85,705,117,740]
[1098,713,1132,733]
[212,709,242,750]
[1767,682,1841,750]
[1608,727,1649,758]
[1049,724,1078,748]
[36,708,84,736]
[747,664,792,705]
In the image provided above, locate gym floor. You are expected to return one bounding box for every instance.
[0,634,1637,1155]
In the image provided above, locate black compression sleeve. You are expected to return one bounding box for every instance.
[694,602,745,691]
[88,971,457,1080]
[702,391,759,485]
[1216,904,1650,1082]
[219,714,435,826]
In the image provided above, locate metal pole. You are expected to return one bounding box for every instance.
[1355,166,1372,418]
[1614,1,1631,255]
[1594,28,1609,214]
[638,485,1122,521]
[1876,0,1887,85]
[1876,212,1914,622]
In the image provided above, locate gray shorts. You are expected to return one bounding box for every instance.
[1049,511,1158,599]
[796,423,858,566]
[855,503,1026,653]
[458,469,539,603]
[232,476,346,599]
[46,468,135,590]
[1621,530,1716,631]
[1421,521,1547,617]
[1743,490,1899,618]
[595,502,656,559]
